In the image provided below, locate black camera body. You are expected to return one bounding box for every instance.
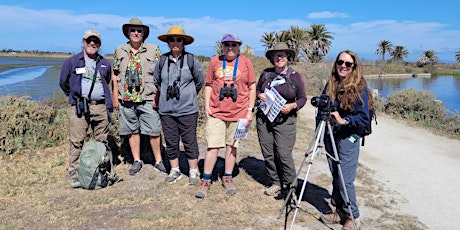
[167,83,180,100]
[219,83,237,102]
[311,94,332,109]
[76,97,89,117]
[127,69,140,93]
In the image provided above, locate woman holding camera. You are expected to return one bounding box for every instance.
[195,34,256,198]
[317,50,372,230]
[153,26,205,184]
[255,42,307,197]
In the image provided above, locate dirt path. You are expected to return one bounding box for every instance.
[301,101,460,229]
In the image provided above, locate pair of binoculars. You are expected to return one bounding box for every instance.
[167,83,180,100]
[76,97,89,118]
[127,70,140,93]
[219,83,237,102]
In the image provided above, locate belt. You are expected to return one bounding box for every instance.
[89,99,105,105]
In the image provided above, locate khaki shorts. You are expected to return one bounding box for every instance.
[205,116,239,148]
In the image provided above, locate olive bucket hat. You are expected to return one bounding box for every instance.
[157,26,194,45]
[122,18,150,41]
[265,42,296,64]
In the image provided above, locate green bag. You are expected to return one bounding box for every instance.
[77,141,120,190]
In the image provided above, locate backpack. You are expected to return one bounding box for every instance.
[361,108,377,146]
[77,141,120,190]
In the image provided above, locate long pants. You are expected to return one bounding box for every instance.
[256,114,297,188]
[160,113,199,160]
[325,135,360,218]
[68,104,109,178]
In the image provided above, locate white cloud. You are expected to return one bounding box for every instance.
[308,11,348,19]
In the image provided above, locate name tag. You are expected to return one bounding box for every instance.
[76,67,86,74]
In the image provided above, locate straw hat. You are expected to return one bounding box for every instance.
[122,18,150,41]
[265,42,296,64]
[158,26,194,45]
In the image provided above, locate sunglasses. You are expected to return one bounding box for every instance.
[275,54,287,58]
[85,37,100,44]
[167,37,183,43]
[336,60,354,68]
[129,28,143,33]
[223,43,238,47]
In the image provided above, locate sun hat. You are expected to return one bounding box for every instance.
[220,33,242,45]
[157,26,194,45]
[265,42,296,64]
[122,18,150,41]
[83,30,101,40]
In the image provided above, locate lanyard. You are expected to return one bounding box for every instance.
[222,56,239,82]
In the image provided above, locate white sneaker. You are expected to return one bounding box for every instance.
[188,168,200,185]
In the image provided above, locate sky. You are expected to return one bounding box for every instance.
[1,0,459,63]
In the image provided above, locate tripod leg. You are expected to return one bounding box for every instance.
[326,122,358,230]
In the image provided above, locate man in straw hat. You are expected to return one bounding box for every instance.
[60,30,114,188]
[154,26,204,185]
[112,18,166,176]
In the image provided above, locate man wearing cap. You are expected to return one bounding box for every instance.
[112,18,165,175]
[195,33,256,198]
[60,30,114,188]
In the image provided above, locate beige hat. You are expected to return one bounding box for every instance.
[122,18,150,41]
[83,30,101,40]
[265,42,296,64]
[158,26,194,45]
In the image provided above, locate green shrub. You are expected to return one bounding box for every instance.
[0,96,67,154]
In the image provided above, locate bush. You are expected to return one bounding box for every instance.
[0,96,67,154]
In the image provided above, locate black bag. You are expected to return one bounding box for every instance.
[361,108,377,146]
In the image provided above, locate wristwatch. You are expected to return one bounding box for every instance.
[343,117,350,125]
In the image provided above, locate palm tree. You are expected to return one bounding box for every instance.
[287,26,309,63]
[212,41,223,55]
[390,45,409,62]
[259,32,277,51]
[304,23,333,63]
[416,50,439,67]
[375,40,393,63]
[456,50,460,63]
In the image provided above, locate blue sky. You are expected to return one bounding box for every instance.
[1,0,459,63]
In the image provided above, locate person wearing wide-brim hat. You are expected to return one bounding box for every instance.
[256,42,307,197]
[153,25,205,185]
[112,18,165,176]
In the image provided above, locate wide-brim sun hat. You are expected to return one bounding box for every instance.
[157,26,194,45]
[220,33,242,45]
[265,42,296,64]
[122,18,150,41]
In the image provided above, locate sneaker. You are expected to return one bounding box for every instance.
[222,176,236,195]
[70,177,80,188]
[129,160,143,175]
[188,169,200,185]
[320,210,342,225]
[165,168,182,184]
[264,184,281,196]
[342,217,360,230]
[195,179,211,198]
[154,161,167,174]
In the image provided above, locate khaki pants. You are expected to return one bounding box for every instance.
[68,104,109,178]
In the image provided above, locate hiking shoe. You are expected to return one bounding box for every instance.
[222,176,236,195]
[129,160,143,175]
[342,217,360,230]
[154,161,167,174]
[264,184,281,196]
[70,177,80,188]
[165,168,182,184]
[195,179,211,198]
[320,210,342,225]
[188,169,200,185]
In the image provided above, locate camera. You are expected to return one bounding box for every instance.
[167,82,180,100]
[76,97,89,117]
[311,94,334,111]
[219,83,237,102]
[127,69,140,93]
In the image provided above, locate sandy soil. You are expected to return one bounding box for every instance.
[300,101,460,230]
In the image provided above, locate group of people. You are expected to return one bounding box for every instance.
[60,17,372,230]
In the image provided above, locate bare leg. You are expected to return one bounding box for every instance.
[129,133,141,161]
[150,135,162,163]
[224,145,237,175]
[203,148,219,175]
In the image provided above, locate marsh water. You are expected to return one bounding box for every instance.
[0,57,459,112]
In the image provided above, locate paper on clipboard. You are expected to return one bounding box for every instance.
[233,119,249,140]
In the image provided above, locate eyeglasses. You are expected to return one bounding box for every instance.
[129,28,143,33]
[167,37,183,43]
[223,43,238,47]
[336,60,354,68]
[85,37,100,44]
[275,54,287,58]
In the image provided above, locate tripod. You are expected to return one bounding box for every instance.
[278,111,357,230]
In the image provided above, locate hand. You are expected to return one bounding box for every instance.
[245,110,253,127]
[113,97,119,110]
[258,93,266,103]
[330,111,347,125]
[280,103,296,114]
